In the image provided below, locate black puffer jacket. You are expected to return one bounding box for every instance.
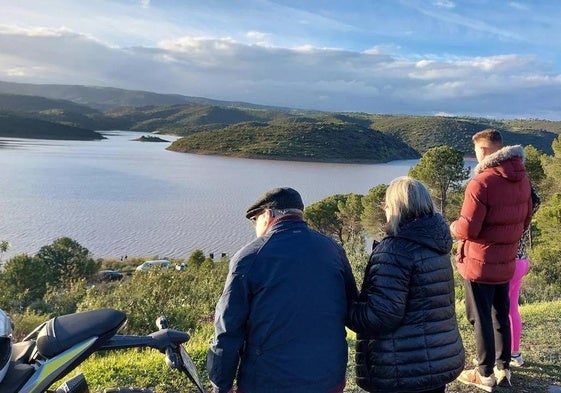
[348,214,465,392]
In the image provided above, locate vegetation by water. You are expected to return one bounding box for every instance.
[0,112,105,140]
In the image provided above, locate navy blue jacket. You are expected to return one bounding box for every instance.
[207,218,357,393]
[348,214,465,392]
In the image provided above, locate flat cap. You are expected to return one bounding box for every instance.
[245,187,304,219]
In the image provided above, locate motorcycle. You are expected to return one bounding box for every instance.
[0,308,205,393]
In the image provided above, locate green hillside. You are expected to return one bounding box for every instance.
[0,112,104,140]
[0,93,119,131]
[167,121,419,163]
[105,104,278,134]
[366,115,558,155]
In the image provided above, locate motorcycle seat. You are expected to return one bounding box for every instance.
[36,309,127,358]
[11,340,35,363]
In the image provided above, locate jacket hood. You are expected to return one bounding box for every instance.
[394,213,452,254]
[474,145,526,181]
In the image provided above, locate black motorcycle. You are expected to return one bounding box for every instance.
[0,308,204,393]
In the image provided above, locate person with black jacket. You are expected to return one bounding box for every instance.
[348,176,465,393]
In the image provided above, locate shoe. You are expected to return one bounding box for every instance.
[494,366,512,387]
[457,368,496,392]
[510,353,524,367]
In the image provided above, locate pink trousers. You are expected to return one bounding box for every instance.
[509,258,530,353]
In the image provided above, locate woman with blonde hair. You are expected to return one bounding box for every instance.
[348,176,465,393]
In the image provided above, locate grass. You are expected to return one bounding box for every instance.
[59,300,561,392]
[449,300,561,393]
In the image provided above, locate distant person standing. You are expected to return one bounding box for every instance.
[509,185,541,368]
[207,187,357,393]
[452,129,533,391]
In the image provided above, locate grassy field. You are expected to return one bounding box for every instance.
[71,300,560,392]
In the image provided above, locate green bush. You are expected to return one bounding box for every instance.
[78,263,228,335]
[10,311,50,341]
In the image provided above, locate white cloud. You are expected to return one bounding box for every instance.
[0,26,560,119]
[433,1,456,9]
[245,31,272,46]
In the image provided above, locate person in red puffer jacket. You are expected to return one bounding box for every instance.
[451,129,533,392]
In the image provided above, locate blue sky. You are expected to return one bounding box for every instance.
[1,0,560,119]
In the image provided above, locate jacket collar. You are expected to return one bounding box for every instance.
[474,145,525,174]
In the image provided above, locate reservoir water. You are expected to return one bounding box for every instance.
[1,131,422,260]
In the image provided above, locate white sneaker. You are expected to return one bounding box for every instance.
[510,353,524,367]
[457,368,496,392]
[494,366,512,387]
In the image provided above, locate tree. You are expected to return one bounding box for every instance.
[336,193,364,248]
[304,194,349,245]
[541,135,561,197]
[188,249,206,268]
[0,254,48,312]
[524,145,546,188]
[409,145,470,217]
[360,184,388,240]
[35,237,99,287]
[0,240,9,267]
[305,193,369,281]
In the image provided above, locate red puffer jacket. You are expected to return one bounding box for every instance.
[452,145,533,284]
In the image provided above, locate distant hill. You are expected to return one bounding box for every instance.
[0,80,293,112]
[167,121,419,163]
[353,114,557,155]
[1,80,560,161]
[0,93,100,115]
[0,93,119,131]
[0,112,104,140]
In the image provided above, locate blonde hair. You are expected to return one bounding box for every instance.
[384,176,435,235]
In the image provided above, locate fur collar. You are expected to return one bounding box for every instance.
[474,145,525,174]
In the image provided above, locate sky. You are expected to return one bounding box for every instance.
[1,0,561,119]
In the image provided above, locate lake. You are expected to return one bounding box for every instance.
[0,131,443,261]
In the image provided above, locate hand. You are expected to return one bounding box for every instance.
[449,222,457,238]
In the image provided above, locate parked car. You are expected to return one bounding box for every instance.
[135,259,171,271]
[97,269,124,282]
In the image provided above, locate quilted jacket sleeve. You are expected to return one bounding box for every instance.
[347,243,412,336]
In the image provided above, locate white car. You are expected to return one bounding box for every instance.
[135,259,170,271]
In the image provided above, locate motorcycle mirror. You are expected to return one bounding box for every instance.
[156,316,168,330]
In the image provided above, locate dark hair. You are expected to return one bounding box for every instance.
[472,129,503,147]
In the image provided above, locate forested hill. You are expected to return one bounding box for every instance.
[365,115,558,155]
[167,121,420,163]
[0,113,104,140]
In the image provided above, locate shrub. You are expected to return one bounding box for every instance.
[78,263,228,335]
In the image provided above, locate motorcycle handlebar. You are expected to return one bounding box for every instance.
[100,329,190,353]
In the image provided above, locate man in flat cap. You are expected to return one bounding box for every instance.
[207,187,358,393]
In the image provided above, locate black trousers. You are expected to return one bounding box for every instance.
[464,279,511,376]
